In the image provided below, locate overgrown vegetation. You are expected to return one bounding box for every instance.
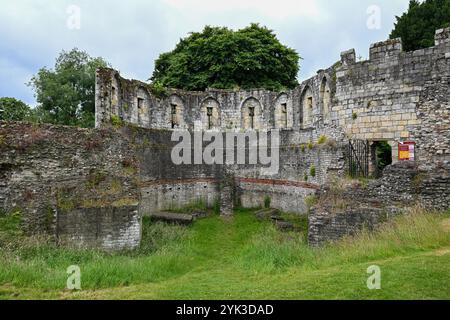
[310,165,316,177]
[318,135,327,145]
[264,196,272,209]
[28,48,110,128]
[151,24,300,91]
[375,141,392,172]
[0,208,449,299]
[304,195,318,212]
[110,115,123,128]
[149,81,169,99]
[390,0,450,52]
[0,98,32,122]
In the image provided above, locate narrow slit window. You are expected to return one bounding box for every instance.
[207,107,213,129]
[137,98,144,109]
[281,103,288,128]
[249,107,255,129]
[171,103,178,128]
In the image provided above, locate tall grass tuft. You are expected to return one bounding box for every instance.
[235,207,450,273]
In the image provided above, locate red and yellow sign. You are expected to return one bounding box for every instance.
[398,141,415,161]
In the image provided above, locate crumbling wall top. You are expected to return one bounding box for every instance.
[435,27,450,46]
[369,38,402,61]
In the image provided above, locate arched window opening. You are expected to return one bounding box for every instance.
[200,98,221,130]
[171,103,178,128]
[241,98,262,130]
[301,87,314,128]
[302,87,314,128]
[320,78,331,123]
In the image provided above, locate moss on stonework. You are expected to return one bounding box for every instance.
[331,61,342,85]
[310,165,316,177]
[301,144,306,153]
[412,173,426,192]
[86,170,107,190]
[44,205,54,232]
[264,196,271,209]
[111,115,123,128]
[149,81,169,99]
[305,195,318,212]
[56,192,75,213]
[318,135,327,144]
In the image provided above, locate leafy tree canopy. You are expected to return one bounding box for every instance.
[28,48,110,128]
[151,23,300,91]
[0,97,31,122]
[390,0,450,52]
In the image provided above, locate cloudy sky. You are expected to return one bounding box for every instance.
[0,0,410,106]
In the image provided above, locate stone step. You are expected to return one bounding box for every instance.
[255,208,281,220]
[149,212,194,225]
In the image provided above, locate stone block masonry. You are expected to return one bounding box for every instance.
[308,161,449,246]
[57,205,141,251]
[0,122,141,251]
[308,207,392,247]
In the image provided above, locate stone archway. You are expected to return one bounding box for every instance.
[370,141,393,177]
[200,97,221,130]
[274,93,292,129]
[168,95,184,129]
[300,86,314,128]
[241,97,262,130]
[136,87,150,127]
[320,77,331,123]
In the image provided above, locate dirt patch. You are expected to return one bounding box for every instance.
[434,248,450,256]
[441,219,450,232]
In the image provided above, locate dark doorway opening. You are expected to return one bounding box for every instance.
[371,141,392,177]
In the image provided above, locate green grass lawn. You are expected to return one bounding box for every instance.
[0,209,449,300]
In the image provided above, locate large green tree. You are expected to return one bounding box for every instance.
[0,97,31,122]
[390,0,450,52]
[151,24,300,91]
[29,49,110,128]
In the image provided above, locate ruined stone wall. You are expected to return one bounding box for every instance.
[95,69,290,132]
[2,29,449,250]
[131,128,345,215]
[334,28,450,164]
[57,205,140,251]
[0,122,343,250]
[308,207,395,247]
[94,28,450,219]
[96,28,450,168]
[0,122,141,251]
[355,161,450,211]
[308,161,450,246]
[305,28,450,246]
